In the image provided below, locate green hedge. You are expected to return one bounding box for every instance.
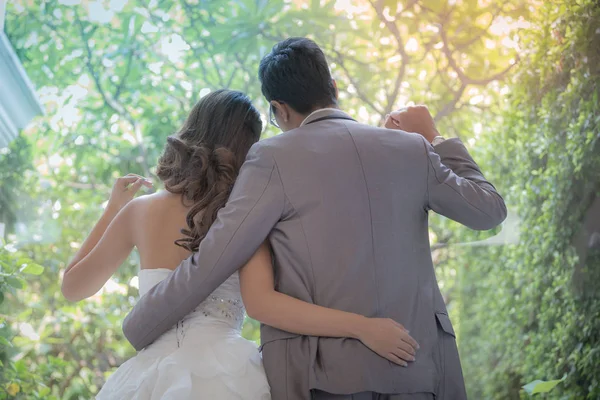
[458,1,600,398]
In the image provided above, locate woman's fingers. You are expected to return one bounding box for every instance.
[397,336,418,356]
[391,347,415,363]
[400,332,420,351]
[386,353,408,367]
[117,176,141,187]
[138,179,153,188]
[129,178,145,192]
[119,174,152,189]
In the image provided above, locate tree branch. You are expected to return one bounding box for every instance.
[383,62,406,118]
[395,0,420,18]
[76,15,127,117]
[114,47,135,101]
[369,0,409,62]
[439,24,519,86]
[74,11,151,178]
[434,83,466,122]
[57,331,84,396]
[328,52,384,115]
[231,52,253,90]
[369,0,411,119]
[453,4,506,51]
[180,0,226,87]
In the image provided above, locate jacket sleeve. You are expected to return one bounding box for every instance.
[424,137,507,230]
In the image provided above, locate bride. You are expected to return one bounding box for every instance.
[61,89,418,399]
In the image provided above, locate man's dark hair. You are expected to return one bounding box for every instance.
[258,37,337,114]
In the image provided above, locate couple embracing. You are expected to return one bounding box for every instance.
[62,37,506,399]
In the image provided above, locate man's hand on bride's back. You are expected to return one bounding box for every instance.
[383,105,440,144]
[355,317,419,367]
[107,173,153,212]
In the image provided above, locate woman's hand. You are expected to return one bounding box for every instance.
[355,317,420,367]
[107,173,153,212]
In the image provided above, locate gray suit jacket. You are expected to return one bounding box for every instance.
[122,109,506,398]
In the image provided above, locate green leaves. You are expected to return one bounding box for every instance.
[5,276,25,289]
[457,1,600,399]
[20,263,44,275]
[0,335,12,348]
[522,375,567,395]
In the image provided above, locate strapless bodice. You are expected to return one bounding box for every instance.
[138,269,246,331]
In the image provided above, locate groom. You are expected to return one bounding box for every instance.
[122,38,506,399]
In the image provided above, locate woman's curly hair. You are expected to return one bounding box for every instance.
[156,90,262,252]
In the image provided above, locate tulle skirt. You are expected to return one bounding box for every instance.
[97,320,271,399]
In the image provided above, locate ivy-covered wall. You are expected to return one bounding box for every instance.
[458,1,600,398]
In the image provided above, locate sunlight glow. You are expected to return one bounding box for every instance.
[489,16,531,36]
[470,95,484,105]
[382,7,395,22]
[98,278,128,296]
[88,1,114,24]
[501,36,517,49]
[358,106,369,122]
[142,21,159,34]
[334,0,370,15]
[199,88,211,98]
[109,0,128,12]
[180,81,193,91]
[19,323,40,341]
[159,34,190,63]
[48,154,64,168]
[129,276,139,290]
[387,54,402,64]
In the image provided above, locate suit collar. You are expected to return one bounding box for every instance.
[300,108,353,127]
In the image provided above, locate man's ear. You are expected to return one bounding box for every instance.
[332,79,339,100]
[271,100,290,123]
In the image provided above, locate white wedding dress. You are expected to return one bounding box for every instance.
[97,269,271,399]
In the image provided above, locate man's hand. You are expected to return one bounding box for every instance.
[384,105,440,144]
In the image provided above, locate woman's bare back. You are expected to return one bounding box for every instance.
[130,190,192,270]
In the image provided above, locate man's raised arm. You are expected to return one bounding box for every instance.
[423,137,507,230]
[385,105,506,231]
[122,143,285,350]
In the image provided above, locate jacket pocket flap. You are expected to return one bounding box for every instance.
[435,312,456,338]
[258,332,300,351]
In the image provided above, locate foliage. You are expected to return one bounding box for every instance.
[454,0,600,398]
[0,243,47,399]
[522,375,566,396]
[0,137,34,236]
[4,0,594,398]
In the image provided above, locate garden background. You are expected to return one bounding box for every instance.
[0,0,598,398]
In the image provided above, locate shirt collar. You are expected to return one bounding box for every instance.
[300,108,340,127]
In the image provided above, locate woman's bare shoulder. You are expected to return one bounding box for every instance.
[124,190,188,225]
[128,190,179,208]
